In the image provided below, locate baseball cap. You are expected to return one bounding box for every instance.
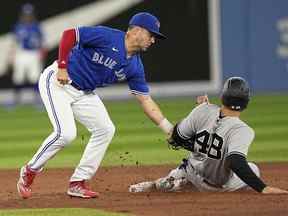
[129,12,167,40]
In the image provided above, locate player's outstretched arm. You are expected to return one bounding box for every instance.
[228,154,288,194]
[227,154,267,192]
[134,94,173,135]
[262,186,288,194]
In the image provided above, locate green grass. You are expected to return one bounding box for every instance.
[0,94,287,216]
[0,208,129,216]
[0,94,287,169]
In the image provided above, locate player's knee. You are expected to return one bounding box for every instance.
[60,130,77,144]
[168,167,186,179]
[248,162,260,177]
[104,123,116,139]
[91,122,115,141]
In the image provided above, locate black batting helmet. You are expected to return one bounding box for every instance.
[221,77,250,111]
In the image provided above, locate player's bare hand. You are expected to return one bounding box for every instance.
[57,68,70,85]
[196,94,209,105]
[262,186,288,194]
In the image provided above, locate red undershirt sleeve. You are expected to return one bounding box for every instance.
[57,28,76,69]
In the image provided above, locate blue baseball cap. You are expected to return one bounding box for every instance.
[129,12,166,40]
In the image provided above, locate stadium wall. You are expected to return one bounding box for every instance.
[221,0,288,92]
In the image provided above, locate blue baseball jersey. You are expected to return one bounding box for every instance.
[67,26,149,95]
[13,22,43,50]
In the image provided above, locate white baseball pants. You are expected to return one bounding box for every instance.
[13,49,42,85]
[28,62,115,182]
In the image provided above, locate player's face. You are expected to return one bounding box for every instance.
[136,28,156,51]
[20,14,35,23]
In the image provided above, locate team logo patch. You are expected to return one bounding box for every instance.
[156,21,160,28]
[112,47,119,52]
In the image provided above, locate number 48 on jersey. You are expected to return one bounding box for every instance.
[192,130,224,159]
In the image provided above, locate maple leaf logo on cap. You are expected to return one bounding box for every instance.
[156,21,160,28]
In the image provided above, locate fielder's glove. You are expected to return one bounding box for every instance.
[167,124,195,152]
[167,136,182,150]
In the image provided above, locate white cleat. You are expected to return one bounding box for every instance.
[155,176,188,192]
[155,177,175,191]
[129,181,155,193]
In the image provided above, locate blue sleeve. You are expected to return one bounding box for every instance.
[76,26,109,47]
[127,60,149,95]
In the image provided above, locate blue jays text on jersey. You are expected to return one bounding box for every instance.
[13,22,43,50]
[92,51,117,69]
[91,52,126,81]
[67,26,149,94]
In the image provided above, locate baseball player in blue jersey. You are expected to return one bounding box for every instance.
[10,3,46,106]
[17,12,175,199]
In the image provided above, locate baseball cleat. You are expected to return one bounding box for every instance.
[129,181,156,193]
[17,165,37,199]
[67,180,99,198]
[155,176,188,192]
[155,177,176,191]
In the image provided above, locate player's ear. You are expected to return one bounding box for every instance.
[127,26,138,37]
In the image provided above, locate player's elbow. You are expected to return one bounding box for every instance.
[134,94,151,104]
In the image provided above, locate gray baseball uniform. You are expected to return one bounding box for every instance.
[129,77,266,193]
[158,103,260,192]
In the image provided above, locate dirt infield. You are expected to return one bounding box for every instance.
[1,163,288,215]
